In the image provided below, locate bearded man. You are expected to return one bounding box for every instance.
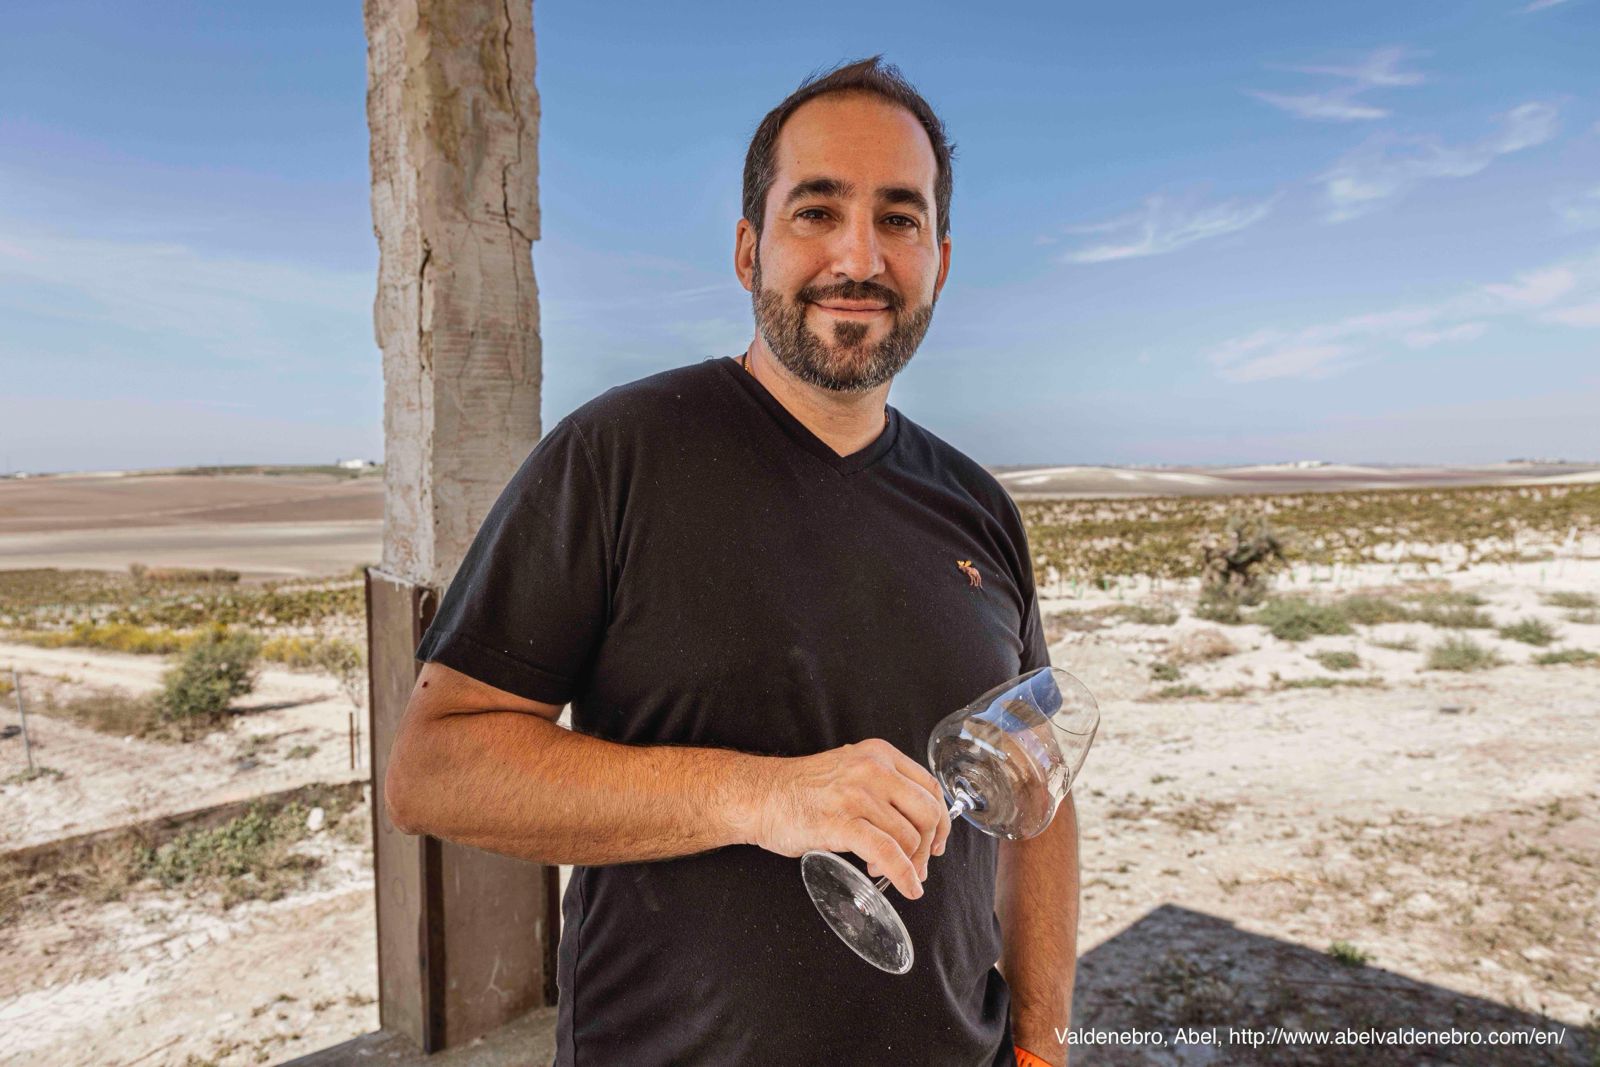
[386,56,1079,1067]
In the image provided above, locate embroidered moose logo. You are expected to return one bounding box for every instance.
[956,560,982,588]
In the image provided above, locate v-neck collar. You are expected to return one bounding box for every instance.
[713,355,899,476]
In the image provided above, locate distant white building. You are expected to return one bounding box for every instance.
[336,458,378,470]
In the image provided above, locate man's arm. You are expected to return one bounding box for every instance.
[383,661,951,901]
[996,793,1080,1067]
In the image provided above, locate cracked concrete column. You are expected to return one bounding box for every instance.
[363,0,554,1054]
[369,0,541,589]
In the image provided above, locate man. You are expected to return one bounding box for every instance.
[385,56,1079,1067]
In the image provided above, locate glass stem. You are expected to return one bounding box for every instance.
[870,794,972,893]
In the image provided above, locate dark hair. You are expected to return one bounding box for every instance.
[742,56,956,243]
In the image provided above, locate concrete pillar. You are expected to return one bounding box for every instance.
[362,0,554,1053]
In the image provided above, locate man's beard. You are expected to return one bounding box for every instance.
[750,254,935,394]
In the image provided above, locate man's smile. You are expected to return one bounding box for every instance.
[810,301,891,318]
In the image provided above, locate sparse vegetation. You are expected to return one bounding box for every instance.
[1114,602,1180,626]
[1542,591,1597,610]
[1254,597,1354,642]
[39,687,186,740]
[1370,636,1419,652]
[1312,650,1361,671]
[1150,662,1182,682]
[1498,617,1557,646]
[1278,676,1385,690]
[1336,594,1411,625]
[1153,684,1207,700]
[1532,648,1598,666]
[1328,940,1371,967]
[1425,635,1501,672]
[12,620,200,655]
[158,628,262,734]
[1195,516,1287,620]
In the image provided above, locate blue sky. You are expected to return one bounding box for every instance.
[2,0,1597,472]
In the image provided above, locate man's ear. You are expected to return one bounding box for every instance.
[933,232,952,302]
[734,218,757,293]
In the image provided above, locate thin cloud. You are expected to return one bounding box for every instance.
[1058,194,1277,264]
[1519,0,1572,11]
[1205,248,1600,383]
[1554,185,1600,230]
[1319,101,1561,221]
[1250,47,1425,123]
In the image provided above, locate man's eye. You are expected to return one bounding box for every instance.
[885,215,918,228]
[797,208,828,220]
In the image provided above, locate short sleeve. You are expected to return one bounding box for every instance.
[1001,493,1051,674]
[414,417,612,705]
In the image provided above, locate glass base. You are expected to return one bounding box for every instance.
[800,850,914,975]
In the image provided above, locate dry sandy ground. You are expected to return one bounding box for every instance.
[0,644,370,853]
[0,556,1596,1063]
[0,472,381,580]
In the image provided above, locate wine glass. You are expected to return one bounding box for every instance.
[800,666,1099,974]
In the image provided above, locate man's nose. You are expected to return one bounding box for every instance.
[828,211,886,282]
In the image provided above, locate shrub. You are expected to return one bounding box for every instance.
[1497,618,1557,646]
[1312,650,1361,671]
[1150,662,1182,682]
[1328,941,1371,968]
[1542,591,1597,610]
[1196,516,1286,617]
[1369,637,1418,652]
[1254,598,1353,642]
[1193,594,1244,625]
[1280,676,1384,690]
[1564,610,1600,625]
[141,801,319,908]
[1337,595,1410,625]
[1532,648,1597,666]
[42,688,174,740]
[158,628,261,732]
[1410,603,1493,629]
[1425,635,1500,672]
[15,621,197,655]
[1153,684,1207,700]
[1115,603,1180,626]
[1170,628,1239,664]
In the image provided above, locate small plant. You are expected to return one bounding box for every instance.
[1425,635,1501,672]
[1497,618,1557,646]
[1542,591,1597,610]
[1279,676,1385,690]
[1410,603,1494,629]
[1369,636,1418,652]
[1193,596,1244,624]
[285,743,319,760]
[1115,603,1180,626]
[1312,650,1361,671]
[1533,648,1597,666]
[158,628,262,734]
[1337,594,1411,625]
[1196,516,1286,618]
[141,800,319,908]
[1150,661,1182,682]
[1154,684,1207,700]
[1254,598,1353,642]
[1564,609,1600,625]
[1328,940,1371,967]
[3,765,64,786]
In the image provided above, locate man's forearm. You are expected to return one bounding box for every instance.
[997,794,1080,1066]
[387,711,767,865]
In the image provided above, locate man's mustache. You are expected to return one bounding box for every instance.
[797,282,902,311]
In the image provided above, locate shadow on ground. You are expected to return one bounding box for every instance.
[1070,904,1594,1065]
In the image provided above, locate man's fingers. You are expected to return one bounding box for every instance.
[866,798,925,877]
[886,754,950,866]
[884,778,942,876]
[848,820,922,899]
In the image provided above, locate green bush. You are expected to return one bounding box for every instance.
[1337,595,1410,625]
[159,628,261,731]
[1425,635,1500,672]
[1328,941,1371,968]
[1541,591,1597,610]
[1150,662,1182,682]
[1194,592,1245,624]
[1410,603,1493,629]
[1497,618,1557,646]
[1254,598,1353,642]
[1532,648,1597,666]
[1153,684,1207,700]
[1312,650,1361,671]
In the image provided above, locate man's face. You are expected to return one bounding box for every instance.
[742,92,951,394]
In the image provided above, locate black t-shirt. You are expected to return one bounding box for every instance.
[416,356,1049,1067]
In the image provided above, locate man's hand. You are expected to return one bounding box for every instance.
[737,738,951,900]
